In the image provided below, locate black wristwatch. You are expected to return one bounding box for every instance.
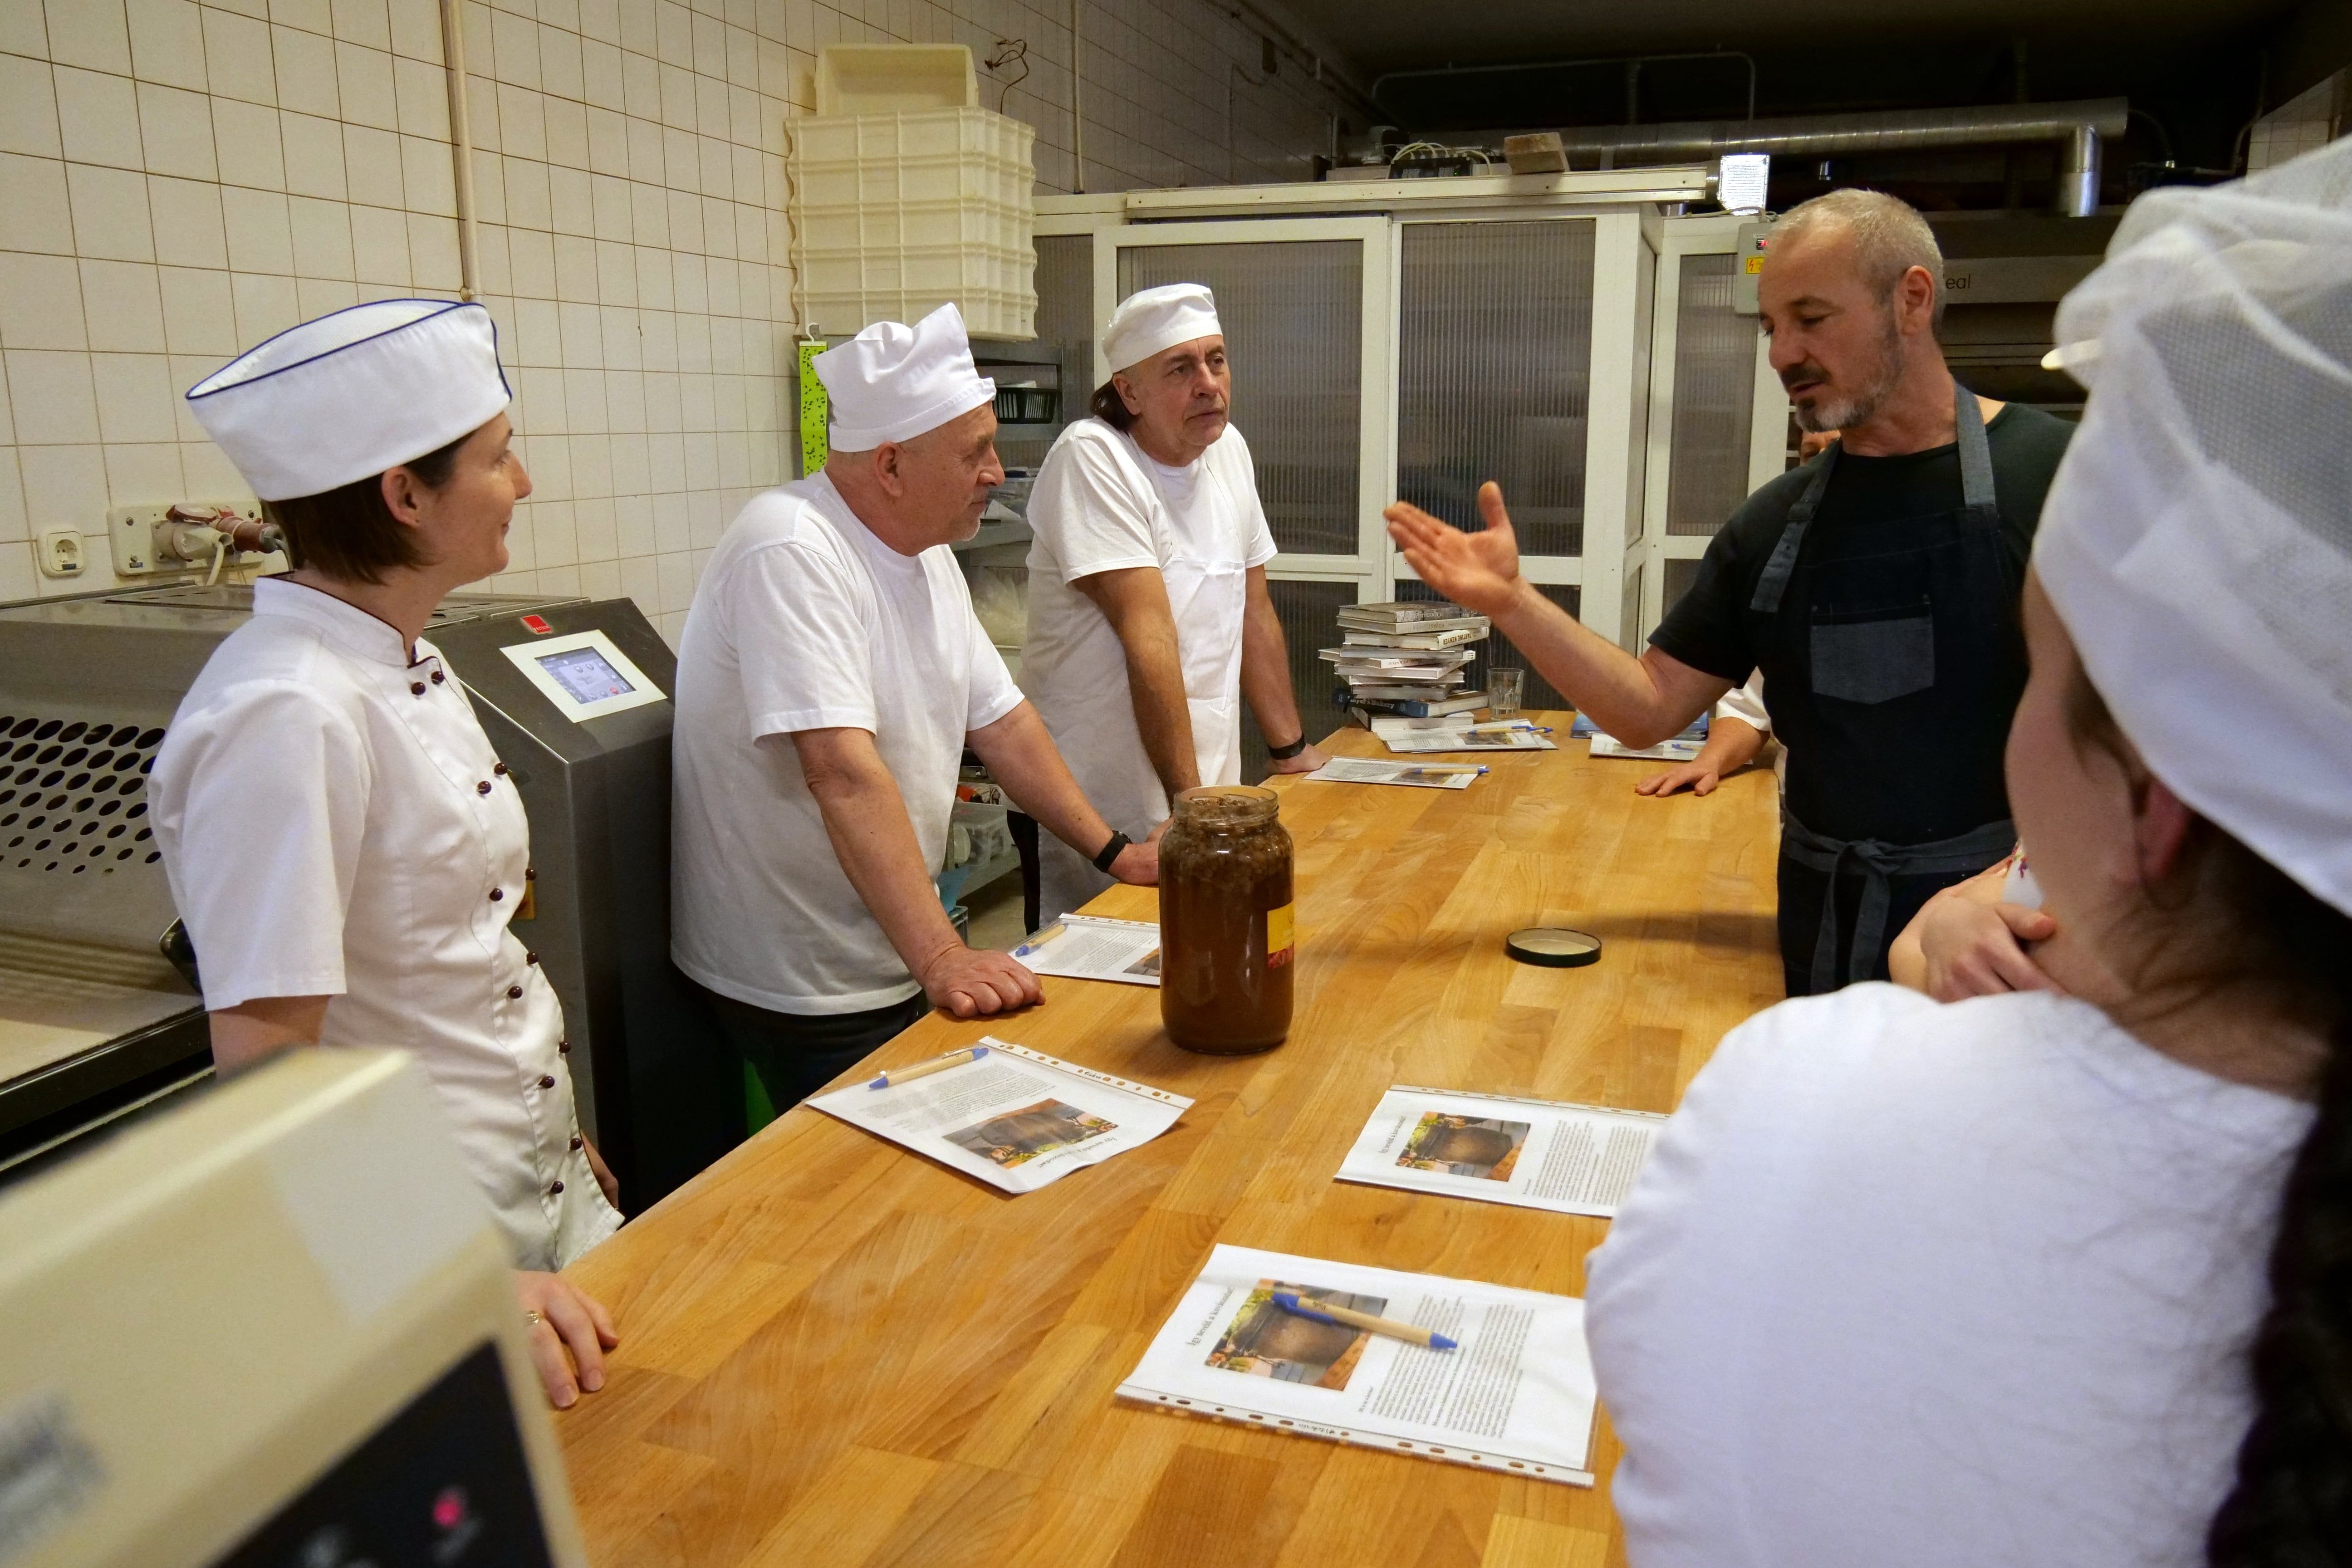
[1091,830,1131,872]
[1267,734,1308,761]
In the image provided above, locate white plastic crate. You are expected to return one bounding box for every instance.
[788,107,1037,341]
[814,44,977,116]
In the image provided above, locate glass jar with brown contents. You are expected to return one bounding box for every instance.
[1157,784,1294,1054]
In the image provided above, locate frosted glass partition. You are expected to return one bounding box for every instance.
[1666,252,1760,536]
[1117,241,1362,558]
[1661,556,1703,621]
[1248,578,1359,781]
[1397,221,1597,559]
[1399,579,1583,715]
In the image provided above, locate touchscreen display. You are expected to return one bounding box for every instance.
[536,646,635,704]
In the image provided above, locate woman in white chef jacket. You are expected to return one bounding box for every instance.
[1019,284,1327,922]
[155,299,622,1408]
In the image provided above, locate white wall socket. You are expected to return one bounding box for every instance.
[109,501,265,576]
[36,528,85,578]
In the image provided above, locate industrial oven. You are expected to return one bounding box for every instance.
[0,582,742,1208]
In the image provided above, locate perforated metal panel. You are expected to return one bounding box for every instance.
[1242,579,1357,782]
[1398,221,1597,560]
[0,718,166,883]
[1666,252,1760,537]
[1117,240,1362,558]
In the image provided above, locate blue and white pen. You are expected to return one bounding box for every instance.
[867,1044,988,1090]
[1270,1291,1458,1351]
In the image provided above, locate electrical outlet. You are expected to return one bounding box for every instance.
[37,528,85,579]
[109,501,265,576]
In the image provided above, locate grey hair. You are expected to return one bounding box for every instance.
[1776,188,1945,322]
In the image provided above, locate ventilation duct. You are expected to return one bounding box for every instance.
[1526,98,2128,216]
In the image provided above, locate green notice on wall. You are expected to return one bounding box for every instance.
[798,340,828,479]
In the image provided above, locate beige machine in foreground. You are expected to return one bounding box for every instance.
[0,1050,587,1568]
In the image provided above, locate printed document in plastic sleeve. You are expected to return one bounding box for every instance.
[1337,1086,1666,1217]
[807,1039,1190,1194]
[1119,1244,1597,1485]
[1382,724,1557,755]
[1011,915,1162,987]
[1306,757,1481,790]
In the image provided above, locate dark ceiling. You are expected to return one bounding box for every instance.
[1277,0,2308,176]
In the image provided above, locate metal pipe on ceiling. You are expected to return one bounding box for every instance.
[1528,97,2129,216]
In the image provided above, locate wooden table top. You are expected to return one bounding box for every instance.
[556,714,1785,1568]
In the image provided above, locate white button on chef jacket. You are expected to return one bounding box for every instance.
[152,577,621,1271]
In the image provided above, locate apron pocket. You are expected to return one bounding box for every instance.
[1811,612,1935,705]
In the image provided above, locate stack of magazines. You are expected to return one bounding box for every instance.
[1321,601,1491,720]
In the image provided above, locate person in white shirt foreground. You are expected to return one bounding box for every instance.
[671,306,1157,1114]
[1020,283,1326,923]
[156,299,621,1409]
[1587,139,2352,1568]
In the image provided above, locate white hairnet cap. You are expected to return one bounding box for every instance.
[185,299,510,501]
[1102,283,1222,373]
[813,304,995,451]
[2035,137,2352,916]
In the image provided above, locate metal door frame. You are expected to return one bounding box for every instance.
[1632,213,1793,644]
[1087,216,1396,599]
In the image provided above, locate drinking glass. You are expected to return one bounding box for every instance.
[1487,666,1525,720]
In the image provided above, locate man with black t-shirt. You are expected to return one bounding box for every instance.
[1386,189,2073,995]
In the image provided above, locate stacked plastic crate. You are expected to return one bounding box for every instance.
[788,48,1037,342]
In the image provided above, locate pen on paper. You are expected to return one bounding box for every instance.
[868,1044,989,1090]
[1270,1291,1459,1351]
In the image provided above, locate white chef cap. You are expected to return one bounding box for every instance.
[2035,136,2352,916]
[185,299,510,501]
[1102,283,1222,374]
[813,304,995,451]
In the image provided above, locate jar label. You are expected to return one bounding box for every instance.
[1265,902,1296,968]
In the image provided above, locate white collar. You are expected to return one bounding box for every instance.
[251,576,426,669]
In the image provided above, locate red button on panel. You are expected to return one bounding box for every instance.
[521,614,554,635]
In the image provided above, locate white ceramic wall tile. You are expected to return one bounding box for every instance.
[68,162,158,261]
[0,0,1350,628]
[80,259,169,351]
[56,65,146,170]
[126,0,208,91]
[0,155,78,255]
[137,81,220,180]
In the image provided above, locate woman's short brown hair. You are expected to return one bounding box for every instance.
[260,433,465,584]
[1088,378,1137,431]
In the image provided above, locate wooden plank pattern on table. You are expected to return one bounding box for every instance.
[558,715,1784,1568]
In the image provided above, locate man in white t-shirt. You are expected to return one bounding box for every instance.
[671,304,1158,1111]
[1019,284,1327,923]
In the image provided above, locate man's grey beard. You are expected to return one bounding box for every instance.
[1789,315,1905,433]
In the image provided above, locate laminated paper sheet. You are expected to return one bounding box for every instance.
[1120,1244,1597,1485]
[1336,1086,1666,1217]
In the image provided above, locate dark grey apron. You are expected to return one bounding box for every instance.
[1750,385,2022,995]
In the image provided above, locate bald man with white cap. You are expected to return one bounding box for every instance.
[671,304,1157,1111]
[155,299,622,1410]
[1019,284,1327,924]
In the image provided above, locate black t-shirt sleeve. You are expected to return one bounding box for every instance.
[1646,467,1808,682]
[1988,403,2077,561]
